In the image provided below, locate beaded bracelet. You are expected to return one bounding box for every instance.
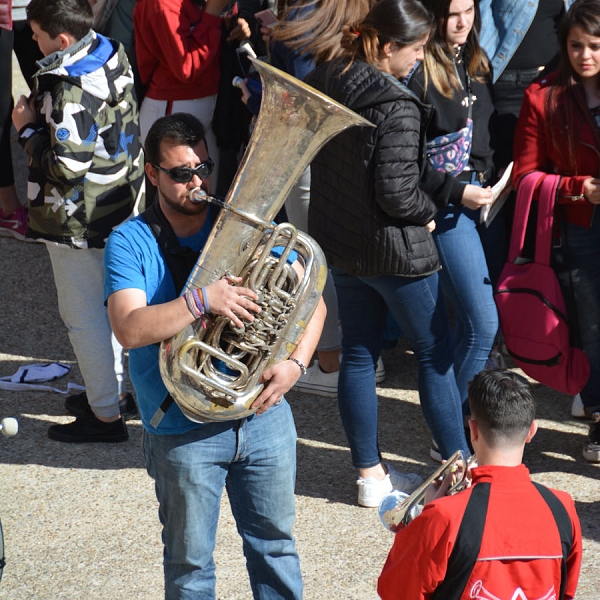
[288,357,307,376]
[185,290,203,319]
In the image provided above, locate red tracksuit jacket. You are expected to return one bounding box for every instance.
[378,465,582,600]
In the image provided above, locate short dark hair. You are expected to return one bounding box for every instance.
[468,369,535,446]
[27,0,93,41]
[144,113,208,166]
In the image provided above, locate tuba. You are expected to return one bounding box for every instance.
[158,59,373,423]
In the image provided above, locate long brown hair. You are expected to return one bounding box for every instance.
[420,0,490,99]
[546,0,600,172]
[338,0,432,70]
[272,0,371,66]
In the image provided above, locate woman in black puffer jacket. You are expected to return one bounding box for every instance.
[305,0,470,508]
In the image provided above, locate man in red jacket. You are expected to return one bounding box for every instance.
[378,369,582,600]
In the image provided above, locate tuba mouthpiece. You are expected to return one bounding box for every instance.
[189,187,210,204]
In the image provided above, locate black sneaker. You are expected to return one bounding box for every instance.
[583,412,600,463]
[65,391,139,421]
[48,413,129,443]
[430,427,474,463]
[430,439,443,463]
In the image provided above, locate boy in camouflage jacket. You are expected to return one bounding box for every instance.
[12,0,144,443]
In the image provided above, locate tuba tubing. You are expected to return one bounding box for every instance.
[158,59,374,423]
[378,451,477,532]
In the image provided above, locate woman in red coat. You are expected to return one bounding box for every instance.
[512,0,600,463]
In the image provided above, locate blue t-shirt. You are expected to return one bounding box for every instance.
[104,208,298,435]
[104,209,215,435]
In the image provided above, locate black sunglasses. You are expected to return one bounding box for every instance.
[153,159,214,183]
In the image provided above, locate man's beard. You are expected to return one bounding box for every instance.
[161,186,209,217]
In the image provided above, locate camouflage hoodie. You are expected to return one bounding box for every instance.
[18,30,145,248]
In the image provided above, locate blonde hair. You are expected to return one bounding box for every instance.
[272,0,371,65]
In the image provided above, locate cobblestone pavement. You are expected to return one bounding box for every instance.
[0,53,597,600]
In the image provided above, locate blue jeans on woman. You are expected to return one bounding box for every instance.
[332,267,470,465]
[553,213,600,412]
[434,205,499,412]
[143,399,302,600]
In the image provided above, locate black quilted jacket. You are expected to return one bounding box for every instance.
[305,58,462,277]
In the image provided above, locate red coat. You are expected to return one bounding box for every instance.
[133,0,222,102]
[378,465,582,600]
[0,0,11,30]
[513,72,598,229]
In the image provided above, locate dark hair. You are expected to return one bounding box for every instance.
[421,0,490,98]
[144,113,208,166]
[340,0,433,67]
[27,0,93,41]
[546,0,600,171]
[468,369,535,446]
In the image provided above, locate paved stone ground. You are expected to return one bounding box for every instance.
[0,53,597,600]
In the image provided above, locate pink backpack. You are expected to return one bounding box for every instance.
[494,171,590,395]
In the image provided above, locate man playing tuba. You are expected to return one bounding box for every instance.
[104,113,325,599]
[378,369,582,600]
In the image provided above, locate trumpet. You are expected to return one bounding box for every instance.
[378,450,477,532]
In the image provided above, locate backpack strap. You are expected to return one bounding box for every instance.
[509,171,561,266]
[532,482,574,600]
[509,171,546,263]
[141,202,200,428]
[431,482,491,600]
[141,201,199,296]
[534,175,561,267]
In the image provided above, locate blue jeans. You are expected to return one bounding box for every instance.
[332,268,469,464]
[143,400,302,600]
[434,206,499,411]
[554,213,600,410]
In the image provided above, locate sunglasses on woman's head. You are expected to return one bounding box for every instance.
[153,159,214,183]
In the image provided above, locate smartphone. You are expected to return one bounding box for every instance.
[254,8,278,29]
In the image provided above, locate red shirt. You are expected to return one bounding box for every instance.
[378,465,582,600]
[133,0,222,101]
[513,72,598,229]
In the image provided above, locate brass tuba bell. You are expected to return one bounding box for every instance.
[158,59,373,423]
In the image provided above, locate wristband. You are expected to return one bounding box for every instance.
[201,286,211,312]
[185,289,205,319]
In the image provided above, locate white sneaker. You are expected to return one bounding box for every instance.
[385,462,423,494]
[357,474,393,508]
[571,393,586,418]
[375,357,386,384]
[292,356,385,397]
[292,362,338,397]
[357,464,422,508]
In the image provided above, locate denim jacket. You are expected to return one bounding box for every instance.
[479,0,574,83]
